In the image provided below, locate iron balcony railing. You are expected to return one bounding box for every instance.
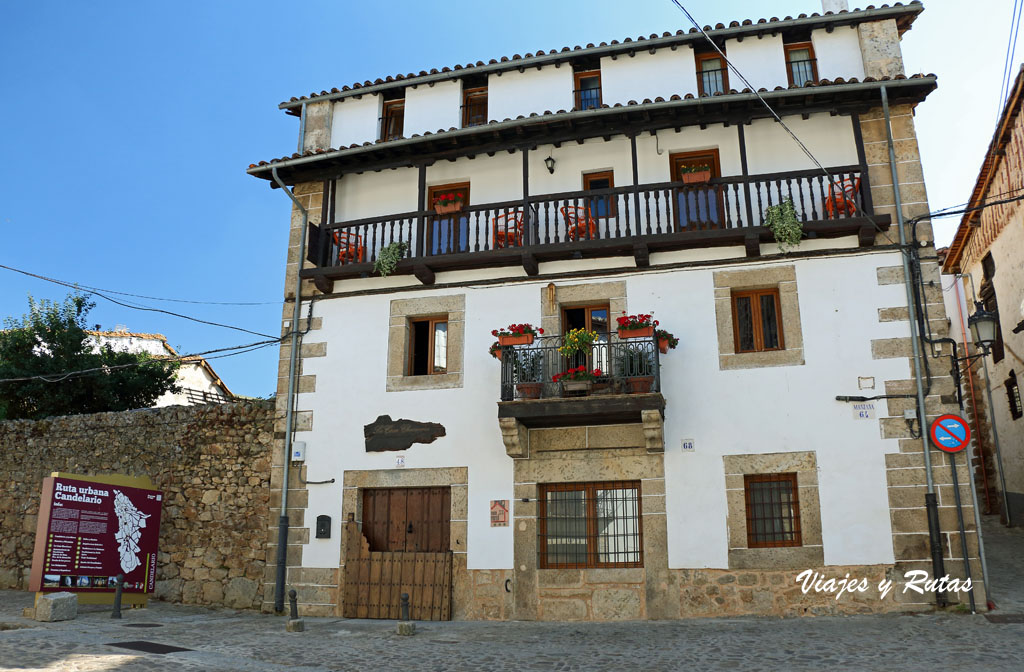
[498,334,661,402]
[379,109,404,141]
[787,59,818,87]
[315,165,868,268]
[462,99,488,127]
[574,87,602,110]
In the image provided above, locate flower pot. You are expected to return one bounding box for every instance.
[498,333,535,346]
[516,382,543,400]
[618,326,654,339]
[658,338,670,355]
[493,349,502,361]
[434,202,462,215]
[561,380,593,395]
[626,376,654,394]
[682,170,711,185]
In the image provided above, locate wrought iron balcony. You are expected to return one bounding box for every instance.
[303,165,883,287]
[494,333,667,431]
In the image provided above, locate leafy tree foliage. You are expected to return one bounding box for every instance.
[0,293,180,420]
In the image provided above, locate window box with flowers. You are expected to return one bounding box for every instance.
[679,163,712,185]
[553,366,602,395]
[616,313,658,339]
[492,323,544,346]
[433,190,465,214]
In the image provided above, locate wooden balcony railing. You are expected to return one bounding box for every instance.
[308,165,875,277]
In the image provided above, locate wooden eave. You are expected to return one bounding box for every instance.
[251,77,936,187]
[943,66,1024,274]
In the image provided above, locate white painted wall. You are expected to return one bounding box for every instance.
[330,95,381,148]
[489,65,573,121]
[293,251,908,571]
[601,48,698,105]
[744,113,859,174]
[405,80,461,135]
[812,26,866,81]
[725,34,788,91]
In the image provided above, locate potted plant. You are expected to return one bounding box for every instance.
[373,241,409,277]
[616,344,656,394]
[433,190,465,215]
[558,328,599,356]
[489,341,502,361]
[492,323,544,346]
[655,329,678,355]
[679,163,712,185]
[765,197,802,253]
[616,313,658,339]
[552,365,602,395]
[513,350,545,399]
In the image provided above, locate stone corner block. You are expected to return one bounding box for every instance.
[35,592,78,622]
[641,410,664,453]
[286,618,305,632]
[397,621,416,636]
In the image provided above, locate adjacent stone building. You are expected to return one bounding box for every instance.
[249,1,985,620]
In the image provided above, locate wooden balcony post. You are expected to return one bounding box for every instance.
[416,164,427,257]
[522,146,531,245]
[630,134,641,235]
[851,113,873,215]
[737,124,755,227]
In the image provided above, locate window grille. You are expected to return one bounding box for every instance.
[744,473,802,548]
[1006,371,1023,420]
[538,481,642,568]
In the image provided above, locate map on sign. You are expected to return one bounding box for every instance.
[113,490,151,574]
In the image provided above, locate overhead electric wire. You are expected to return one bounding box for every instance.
[999,0,1023,114]
[0,262,278,339]
[667,0,898,248]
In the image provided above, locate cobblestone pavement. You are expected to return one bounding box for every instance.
[2,515,1022,672]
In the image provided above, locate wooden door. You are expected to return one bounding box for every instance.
[670,149,723,230]
[362,487,450,553]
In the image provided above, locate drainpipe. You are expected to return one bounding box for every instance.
[297,103,307,154]
[880,85,947,605]
[270,165,310,613]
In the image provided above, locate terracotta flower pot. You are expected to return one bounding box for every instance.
[618,326,654,339]
[516,382,543,400]
[658,338,670,354]
[498,333,535,346]
[682,170,711,185]
[493,349,502,361]
[627,376,654,394]
[434,202,462,215]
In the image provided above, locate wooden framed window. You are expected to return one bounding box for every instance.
[563,304,610,370]
[538,481,642,569]
[784,42,818,87]
[574,70,602,110]
[408,317,448,376]
[1006,371,1023,420]
[427,182,470,255]
[381,99,405,141]
[696,53,728,96]
[744,473,802,548]
[582,170,616,218]
[463,87,487,127]
[732,288,784,353]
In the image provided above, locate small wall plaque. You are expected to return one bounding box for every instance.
[490,500,509,527]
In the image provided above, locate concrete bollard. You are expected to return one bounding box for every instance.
[111,574,124,619]
[286,589,305,633]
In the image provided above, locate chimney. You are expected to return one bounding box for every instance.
[822,0,849,12]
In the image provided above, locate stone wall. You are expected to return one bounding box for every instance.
[0,401,275,610]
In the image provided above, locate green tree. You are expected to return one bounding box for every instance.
[0,293,180,420]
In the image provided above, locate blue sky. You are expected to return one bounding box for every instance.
[0,1,1017,398]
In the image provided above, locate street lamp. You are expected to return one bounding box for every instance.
[544,155,556,174]
[968,303,999,351]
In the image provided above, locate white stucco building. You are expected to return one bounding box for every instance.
[249,1,984,620]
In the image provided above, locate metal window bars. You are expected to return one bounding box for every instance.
[787,59,818,86]
[700,68,727,96]
[743,474,802,548]
[574,87,602,111]
[538,481,643,568]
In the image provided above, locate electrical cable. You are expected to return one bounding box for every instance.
[999,0,1023,114]
[0,263,278,339]
[668,0,898,249]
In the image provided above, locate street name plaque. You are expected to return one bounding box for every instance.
[29,472,163,606]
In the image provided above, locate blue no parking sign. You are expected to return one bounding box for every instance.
[929,414,971,453]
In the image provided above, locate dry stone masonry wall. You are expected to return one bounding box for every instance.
[0,401,275,610]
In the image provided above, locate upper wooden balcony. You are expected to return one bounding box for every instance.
[302,165,887,289]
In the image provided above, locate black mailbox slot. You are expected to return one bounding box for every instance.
[315,514,331,539]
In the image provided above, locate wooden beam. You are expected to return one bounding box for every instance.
[858,223,876,247]
[313,275,333,294]
[413,264,435,285]
[633,242,650,267]
[745,231,761,258]
[521,252,539,276]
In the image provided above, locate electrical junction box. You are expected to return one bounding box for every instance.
[291,441,306,462]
